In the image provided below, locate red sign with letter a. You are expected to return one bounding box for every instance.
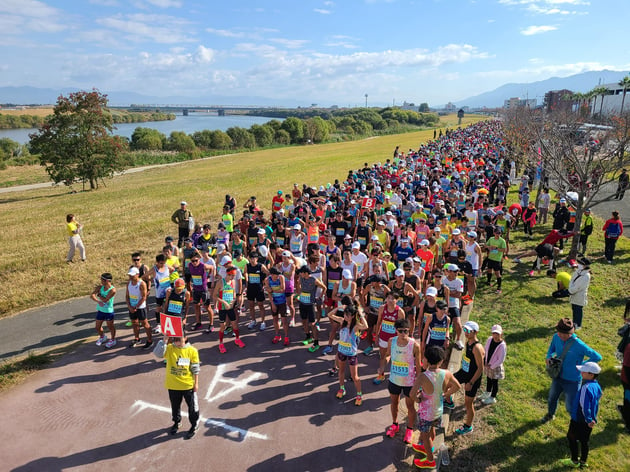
[362,197,376,209]
[160,313,184,337]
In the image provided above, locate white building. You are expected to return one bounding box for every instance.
[590,82,630,116]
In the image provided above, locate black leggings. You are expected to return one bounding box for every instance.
[486,378,499,397]
[567,419,592,464]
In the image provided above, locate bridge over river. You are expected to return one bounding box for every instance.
[123,105,268,116]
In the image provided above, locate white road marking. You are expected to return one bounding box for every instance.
[204,364,264,403]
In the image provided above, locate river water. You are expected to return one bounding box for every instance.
[0,113,274,145]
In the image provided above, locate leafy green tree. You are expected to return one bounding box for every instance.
[166,131,196,152]
[0,138,20,160]
[209,130,233,149]
[226,127,256,149]
[281,117,305,144]
[274,129,291,145]
[191,130,214,149]
[30,90,128,189]
[250,124,274,147]
[266,119,283,131]
[131,127,166,150]
[418,103,429,112]
[619,75,630,114]
[304,116,329,143]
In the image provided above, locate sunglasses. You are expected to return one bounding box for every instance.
[463,328,472,334]
[191,259,200,263]
[397,329,409,334]
[132,258,140,261]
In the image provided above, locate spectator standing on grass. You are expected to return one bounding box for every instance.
[480,324,506,405]
[153,335,200,439]
[91,273,117,348]
[538,188,551,225]
[445,320,485,435]
[65,213,86,263]
[602,211,623,264]
[578,208,593,255]
[552,198,570,250]
[568,258,591,330]
[616,169,629,200]
[171,201,193,248]
[542,318,602,423]
[560,362,602,469]
[618,302,630,433]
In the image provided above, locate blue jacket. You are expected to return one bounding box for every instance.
[546,334,602,382]
[570,379,602,424]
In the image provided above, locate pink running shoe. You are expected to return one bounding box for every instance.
[385,423,400,438]
[403,428,413,444]
[218,343,226,354]
[234,339,245,348]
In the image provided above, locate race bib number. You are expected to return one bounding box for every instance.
[168,300,183,314]
[338,340,353,356]
[370,296,383,309]
[192,275,203,287]
[336,228,345,236]
[358,237,366,246]
[159,276,170,288]
[299,292,311,304]
[249,273,261,284]
[177,357,190,367]
[381,320,396,334]
[391,360,409,377]
[462,353,470,372]
[431,326,447,340]
[222,289,234,304]
[129,294,138,307]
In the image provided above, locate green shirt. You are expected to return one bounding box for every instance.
[486,236,506,262]
[556,271,571,289]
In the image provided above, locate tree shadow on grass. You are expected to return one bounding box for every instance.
[504,326,554,345]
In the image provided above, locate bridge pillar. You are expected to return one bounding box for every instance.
[183,108,189,116]
[218,109,225,116]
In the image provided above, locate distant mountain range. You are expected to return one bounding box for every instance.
[1,69,629,109]
[454,70,630,109]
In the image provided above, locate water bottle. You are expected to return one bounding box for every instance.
[439,443,450,466]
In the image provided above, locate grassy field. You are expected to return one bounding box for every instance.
[0,164,49,187]
[0,107,53,117]
[4,112,627,470]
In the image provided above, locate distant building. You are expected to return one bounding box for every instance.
[503,97,536,109]
[544,89,573,113]
[444,102,457,112]
[400,101,418,111]
[589,82,630,116]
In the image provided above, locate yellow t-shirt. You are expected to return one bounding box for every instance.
[66,222,78,237]
[556,272,571,289]
[164,344,199,390]
[167,255,180,282]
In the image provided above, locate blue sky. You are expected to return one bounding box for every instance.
[1,0,629,106]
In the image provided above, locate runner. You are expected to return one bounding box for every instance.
[213,266,245,353]
[420,300,450,358]
[374,292,406,385]
[264,267,290,345]
[441,263,465,350]
[163,278,191,328]
[295,265,327,352]
[126,267,153,349]
[361,269,389,356]
[188,254,213,332]
[90,273,117,348]
[245,251,269,331]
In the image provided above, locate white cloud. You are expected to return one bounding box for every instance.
[314,8,332,14]
[96,13,195,44]
[324,1,335,5]
[499,0,589,5]
[269,38,310,49]
[196,45,215,63]
[144,0,182,7]
[206,28,245,38]
[89,0,119,5]
[325,42,359,49]
[526,5,578,14]
[521,25,557,35]
[0,0,67,34]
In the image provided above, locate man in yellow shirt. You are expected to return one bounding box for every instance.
[548,269,571,298]
[65,214,86,263]
[154,336,200,439]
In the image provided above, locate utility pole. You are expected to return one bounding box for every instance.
[365,94,368,108]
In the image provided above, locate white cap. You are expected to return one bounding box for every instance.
[420,239,429,246]
[352,241,361,249]
[385,211,393,216]
[577,362,601,374]
[467,231,477,238]
[452,229,461,235]
[220,255,232,265]
[293,224,301,230]
[491,324,503,334]
[180,201,187,205]
[394,268,405,277]
[463,320,479,332]
[342,269,354,280]
[434,227,441,232]
[257,228,266,234]
[258,246,269,258]
[282,250,291,257]
[377,221,385,226]
[127,267,139,276]
[371,235,379,240]
[425,287,438,297]
[445,263,459,272]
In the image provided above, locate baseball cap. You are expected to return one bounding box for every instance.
[452,229,461,235]
[342,269,354,280]
[559,198,567,203]
[491,324,503,334]
[377,221,385,226]
[282,250,291,257]
[433,227,441,232]
[220,255,232,265]
[258,246,269,258]
[174,278,185,287]
[463,321,479,332]
[445,263,459,272]
[352,241,361,249]
[127,267,139,276]
[394,268,405,277]
[257,228,266,234]
[467,231,477,238]
[576,362,601,375]
[344,234,352,239]
[420,239,429,246]
[425,287,438,297]
[180,201,187,205]
[293,224,301,230]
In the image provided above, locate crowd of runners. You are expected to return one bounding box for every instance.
[84,119,626,468]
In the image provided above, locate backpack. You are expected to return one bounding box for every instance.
[606,221,621,238]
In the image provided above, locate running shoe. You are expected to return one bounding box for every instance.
[185,423,199,440]
[528,270,535,276]
[413,458,436,469]
[272,335,282,344]
[360,331,368,340]
[142,340,154,349]
[308,344,320,352]
[443,397,455,409]
[363,345,374,356]
[540,413,555,423]
[125,321,133,327]
[203,326,214,334]
[96,335,107,346]
[169,421,180,435]
[283,337,290,346]
[328,367,339,377]
[336,388,346,399]
[454,340,465,351]
[259,321,266,331]
[559,459,580,468]
[247,320,257,330]
[234,338,246,348]
[403,428,413,444]
[513,258,521,264]
[105,339,117,348]
[191,322,202,331]
[373,374,386,385]
[129,339,141,348]
[218,343,227,354]
[322,345,333,355]
[495,289,502,294]
[412,443,434,454]
[315,322,321,332]
[289,319,296,327]
[355,394,363,406]
[152,326,162,335]
[455,424,473,435]
[301,336,314,345]
[385,423,400,438]
[482,396,497,405]
[478,391,491,401]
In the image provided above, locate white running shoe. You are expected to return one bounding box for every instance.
[152,326,162,335]
[259,322,266,331]
[454,340,465,350]
[105,339,117,348]
[482,396,497,405]
[247,320,257,330]
[95,335,107,346]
